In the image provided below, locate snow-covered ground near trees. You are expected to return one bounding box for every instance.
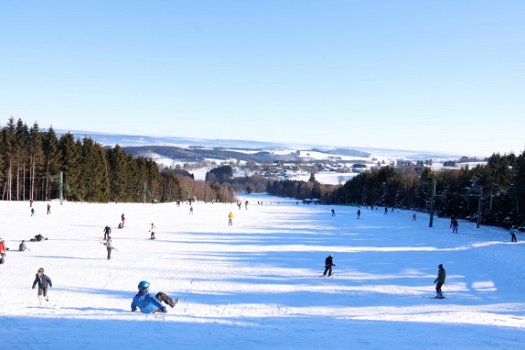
[1,194,524,349]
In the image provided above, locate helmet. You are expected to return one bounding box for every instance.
[138,280,150,291]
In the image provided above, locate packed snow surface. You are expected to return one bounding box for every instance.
[1,194,524,349]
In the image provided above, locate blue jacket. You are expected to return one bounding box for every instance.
[131,292,164,313]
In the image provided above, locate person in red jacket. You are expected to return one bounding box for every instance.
[0,238,6,264]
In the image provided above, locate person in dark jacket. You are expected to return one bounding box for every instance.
[322,254,335,277]
[32,267,52,302]
[434,264,446,298]
[103,225,111,240]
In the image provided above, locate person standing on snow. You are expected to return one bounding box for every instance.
[331,208,336,216]
[131,281,178,313]
[510,225,518,242]
[104,238,116,260]
[357,209,361,219]
[228,211,234,226]
[450,218,459,233]
[149,223,156,240]
[103,225,112,241]
[434,264,446,298]
[32,267,52,302]
[322,254,335,277]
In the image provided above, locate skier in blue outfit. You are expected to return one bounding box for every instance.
[131,281,178,313]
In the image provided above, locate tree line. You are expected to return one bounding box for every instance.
[266,153,525,228]
[0,118,235,203]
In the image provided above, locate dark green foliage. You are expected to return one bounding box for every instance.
[0,118,235,204]
[206,165,233,184]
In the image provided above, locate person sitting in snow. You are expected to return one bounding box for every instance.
[19,240,28,252]
[30,233,47,242]
[434,264,446,299]
[131,281,178,313]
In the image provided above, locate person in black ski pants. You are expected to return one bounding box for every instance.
[322,254,335,277]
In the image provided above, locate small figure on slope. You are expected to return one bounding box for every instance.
[32,267,52,302]
[103,225,112,241]
[0,238,6,264]
[434,264,446,299]
[149,223,156,240]
[357,209,361,219]
[19,240,28,252]
[450,218,459,233]
[228,211,234,226]
[322,254,335,277]
[331,208,336,216]
[104,238,116,260]
[131,280,178,314]
[510,225,518,243]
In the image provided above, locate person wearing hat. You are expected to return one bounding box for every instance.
[322,254,335,277]
[434,264,446,299]
[131,281,178,314]
[32,267,52,302]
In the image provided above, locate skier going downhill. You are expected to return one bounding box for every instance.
[322,254,335,277]
[434,264,446,299]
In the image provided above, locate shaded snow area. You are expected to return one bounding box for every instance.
[1,194,524,349]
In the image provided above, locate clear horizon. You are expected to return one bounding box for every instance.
[1,1,524,156]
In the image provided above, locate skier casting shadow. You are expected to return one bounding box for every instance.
[434,264,446,298]
[131,281,178,313]
[321,254,335,277]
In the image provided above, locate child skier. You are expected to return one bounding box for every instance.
[32,267,52,302]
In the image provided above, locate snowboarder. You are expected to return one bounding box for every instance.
[47,203,51,215]
[104,238,115,260]
[19,240,27,252]
[434,264,446,299]
[131,280,178,314]
[103,225,111,240]
[450,218,459,233]
[120,213,126,228]
[32,267,52,302]
[245,200,249,210]
[189,206,193,215]
[384,207,388,215]
[357,209,361,219]
[322,254,335,277]
[331,208,336,216]
[412,213,416,221]
[29,199,33,207]
[510,225,518,242]
[31,208,35,216]
[228,212,234,226]
[149,223,156,240]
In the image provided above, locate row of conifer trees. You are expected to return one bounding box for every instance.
[0,118,234,203]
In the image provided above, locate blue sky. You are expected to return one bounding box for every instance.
[1,1,523,156]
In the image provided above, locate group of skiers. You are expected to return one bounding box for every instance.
[321,254,447,298]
